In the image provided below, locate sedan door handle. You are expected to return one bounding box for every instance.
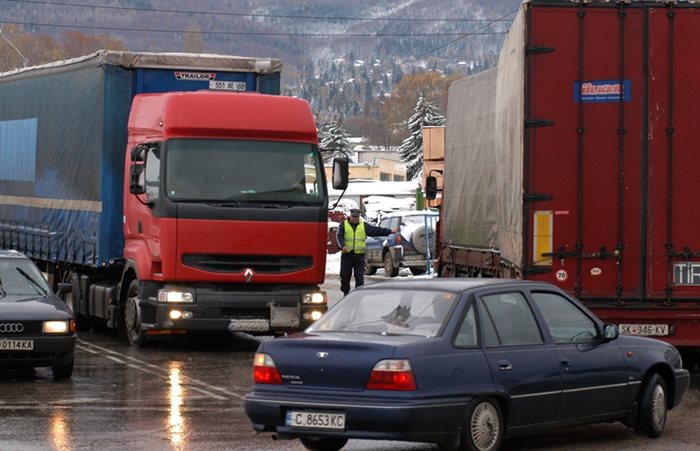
[560,358,572,367]
[497,360,512,371]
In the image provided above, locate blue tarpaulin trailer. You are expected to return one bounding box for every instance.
[0,51,282,268]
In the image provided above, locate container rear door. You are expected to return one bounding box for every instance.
[525,4,645,301]
[645,7,700,299]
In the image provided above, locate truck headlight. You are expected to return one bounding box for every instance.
[43,320,69,334]
[303,291,327,304]
[158,290,195,303]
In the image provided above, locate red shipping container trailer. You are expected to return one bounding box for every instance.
[438,0,700,363]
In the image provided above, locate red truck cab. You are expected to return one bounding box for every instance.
[122,91,329,346]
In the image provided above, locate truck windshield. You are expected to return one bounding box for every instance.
[165,139,325,203]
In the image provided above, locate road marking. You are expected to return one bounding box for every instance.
[76,340,246,402]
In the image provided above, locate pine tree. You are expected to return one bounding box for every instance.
[319,118,351,163]
[398,94,446,180]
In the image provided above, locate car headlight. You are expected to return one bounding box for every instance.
[43,320,69,334]
[302,291,327,304]
[158,289,195,303]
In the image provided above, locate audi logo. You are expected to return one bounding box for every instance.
[0,323,24,333]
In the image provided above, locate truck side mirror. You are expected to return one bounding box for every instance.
[425,176,438,200]
[131,144,148,162]
[332,157,349,190]
[130,164,146,195]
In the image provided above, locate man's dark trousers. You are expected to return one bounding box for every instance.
[340,252,365,296]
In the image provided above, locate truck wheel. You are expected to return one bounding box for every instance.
[635,373,667,438]
[460,397,503,451]
[383,252,399,277]
[364,259,377,276]
[124,280,148,348]
[299,437,348,451]
[67,271,90,331]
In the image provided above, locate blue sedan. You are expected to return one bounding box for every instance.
[244,279,690,451]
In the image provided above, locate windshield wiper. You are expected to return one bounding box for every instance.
[15,268,48,296]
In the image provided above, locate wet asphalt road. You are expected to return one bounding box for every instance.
[0,274,699,451]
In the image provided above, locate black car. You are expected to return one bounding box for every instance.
[0,250,76,379]
[245,279,690,451]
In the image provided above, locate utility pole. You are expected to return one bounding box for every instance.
[0,27,29,68]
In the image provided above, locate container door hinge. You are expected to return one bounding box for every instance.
[525,119,554,128]
[526,45,555,55]
[524,192,553,202]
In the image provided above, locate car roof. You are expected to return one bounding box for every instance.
[358,278,557,293]
[383,210,438,218]
[0,249,30,259]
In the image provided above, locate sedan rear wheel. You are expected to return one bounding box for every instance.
[461,397,503,451]
[635,373,667,438]
[299,436,348,451]
[383,252,399,277]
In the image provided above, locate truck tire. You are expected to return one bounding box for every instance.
[411,225,435,255]
[383,252,399,277]
[67,271,90,331]
[124,280,148,348]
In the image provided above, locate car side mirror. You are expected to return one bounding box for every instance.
[603,324,619,341]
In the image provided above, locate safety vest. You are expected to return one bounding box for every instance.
[343,220,367,254]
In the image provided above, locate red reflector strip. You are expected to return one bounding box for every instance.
[146,329,187,335]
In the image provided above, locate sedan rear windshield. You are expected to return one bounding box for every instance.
[308,289,458,337]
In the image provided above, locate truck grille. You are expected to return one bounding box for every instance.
[182,254,312,274]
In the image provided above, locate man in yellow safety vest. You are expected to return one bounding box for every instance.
[336,208,393,296]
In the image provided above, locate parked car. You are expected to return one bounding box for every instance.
[245,279,690,451]
[364,210,437,277]
[0,250,76,379]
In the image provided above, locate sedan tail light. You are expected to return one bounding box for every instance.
[366,359,416,391]
[253,353,282,384]
[394,234,402,244]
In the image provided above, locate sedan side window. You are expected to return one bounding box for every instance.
[531,292,598,343]
[454,303,478,347]
[479,292,543,347]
